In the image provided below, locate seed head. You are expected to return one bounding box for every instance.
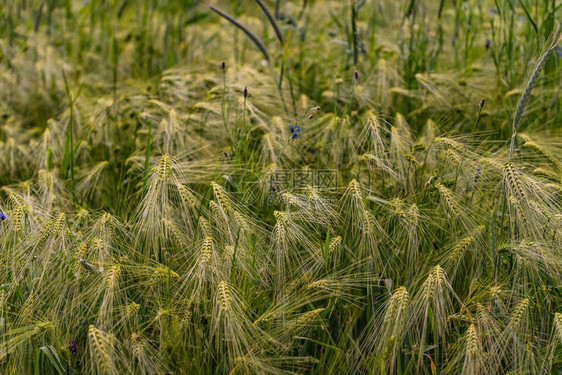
[218,281,232,312]
[158,155,171,181]
[509,298,530,328]
[554,312,562,341]
[12,207,23,232]
[127,302,140,317]
[201,237,213,264]
[466,324,478,355]
[211,181,232,212]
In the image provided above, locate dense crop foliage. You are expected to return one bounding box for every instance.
[2,0,562,374]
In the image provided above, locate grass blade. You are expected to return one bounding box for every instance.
[255,0,283,45]
[209,6,270,61]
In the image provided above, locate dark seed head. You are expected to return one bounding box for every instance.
[479,98,486,109]
[221,62,226,71]
[243,86,248,98]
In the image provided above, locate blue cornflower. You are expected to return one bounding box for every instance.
[290,125,301,137]
[556,46,562,57]
[69,340,77,355]
[0,213,6,221]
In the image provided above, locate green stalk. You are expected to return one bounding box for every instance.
[351,0,358,66]
[62,72,83,204]
[143,121,152,191]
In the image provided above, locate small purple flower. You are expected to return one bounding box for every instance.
[69,340,77,355]
[556,46,562,57]
[354,71,359,81]
[0,213,6,221]
[243,86,248,99]
[485,39,491,50]
[289,125,295,133]
[293,133,298,139]
[479,98,486,110]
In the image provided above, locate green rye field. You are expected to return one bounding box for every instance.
[1,0,562,374]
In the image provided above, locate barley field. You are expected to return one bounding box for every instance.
[1,0,562,374]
